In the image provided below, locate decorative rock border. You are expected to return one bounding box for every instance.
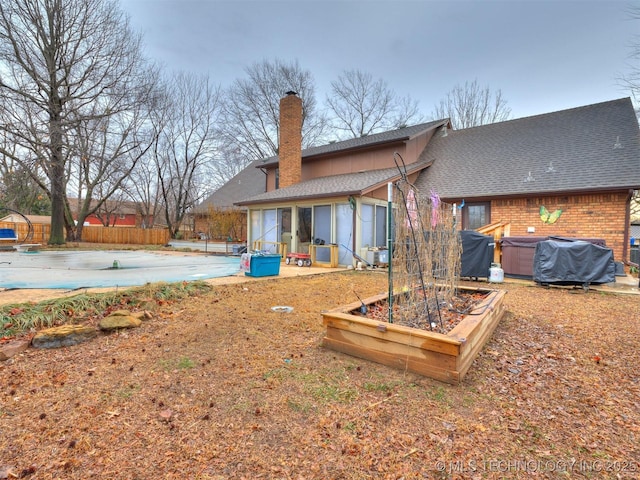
[0,310,152,360]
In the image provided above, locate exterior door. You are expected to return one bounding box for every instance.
[278,208,292,256]
[313,205,331,262]
[297,207,312,253]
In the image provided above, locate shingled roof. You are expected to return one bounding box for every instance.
[236,159,433,206]
[195,159,266,212]
[415,97,640,199]
[258,120,447,167]
[201,98,639,211]
[199,120,446,209]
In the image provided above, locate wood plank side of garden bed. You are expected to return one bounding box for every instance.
[321,287,507,385]
[323,324,459,370]
[322,313,462,384]
[449,290,507,378]
[322,336,460,384]
[323,312,462,356]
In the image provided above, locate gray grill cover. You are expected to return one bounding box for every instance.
[533,240,615,285]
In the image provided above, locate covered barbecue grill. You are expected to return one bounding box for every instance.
[533,239,615,288]
[460,230,494,279]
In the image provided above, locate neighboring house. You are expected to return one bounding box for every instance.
[68,199,149,227]
[207,94,640,266]
[0,214,51,225]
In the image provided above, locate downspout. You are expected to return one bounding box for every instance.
[623,189,633,264]
[387,183,394,323]
[259,167,268,188]
[351,197,358,267]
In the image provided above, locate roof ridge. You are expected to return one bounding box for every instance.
[304,119,446,152]
[452,97,632,133]
[260,119,448,165]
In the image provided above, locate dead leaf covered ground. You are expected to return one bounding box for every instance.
[1,270,639,479]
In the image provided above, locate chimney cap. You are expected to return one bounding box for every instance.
[285,90,298,96]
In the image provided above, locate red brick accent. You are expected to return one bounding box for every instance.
[279,92,303,188]
[491,193,628,261]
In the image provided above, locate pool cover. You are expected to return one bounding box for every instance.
[0,250,241,290]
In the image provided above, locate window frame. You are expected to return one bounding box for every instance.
[462,202,491,230]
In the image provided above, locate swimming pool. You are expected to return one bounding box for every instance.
[0,250,241,289]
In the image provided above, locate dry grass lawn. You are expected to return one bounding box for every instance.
[1,270,639,479]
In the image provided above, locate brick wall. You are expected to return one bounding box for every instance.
[279,92,303,188]
[492,192,629,261]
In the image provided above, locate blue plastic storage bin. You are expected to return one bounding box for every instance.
[245,254,281,277]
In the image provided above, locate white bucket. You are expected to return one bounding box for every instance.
[489,263,504,283]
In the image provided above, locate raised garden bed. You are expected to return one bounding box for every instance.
[322,286,506,385]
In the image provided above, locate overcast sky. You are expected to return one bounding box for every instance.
[119,0,638,122]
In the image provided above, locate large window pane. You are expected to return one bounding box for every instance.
[336,203,353,265]
[361,204,374,248]
[375,205,387,247]
[250,210,260,247]
[262,209,277,252]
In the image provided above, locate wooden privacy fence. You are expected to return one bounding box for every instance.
[81,226,170,245]
[0,222,170,246]
[0,221,50,243]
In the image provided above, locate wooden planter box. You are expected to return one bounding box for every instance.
[322,287,506,385]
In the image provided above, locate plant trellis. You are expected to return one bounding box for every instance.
[389,153,461,328]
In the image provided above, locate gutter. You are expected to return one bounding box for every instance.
[623,189,633,264]
[235,190,363,207]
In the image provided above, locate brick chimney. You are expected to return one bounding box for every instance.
[278,91,303,188]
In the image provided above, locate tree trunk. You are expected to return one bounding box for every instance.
[48,114,66,245]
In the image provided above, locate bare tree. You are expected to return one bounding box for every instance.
[123,157,164,229]
[151,72,222,238]
[0,141,50,214]
[206,140,248,190]
[64,95,158,239]
[325,69,424,139]
[220,58,329,164]
[0,0,158,244]
[432,79,511,129]
[91,190,130,227]
[621,6,640,113]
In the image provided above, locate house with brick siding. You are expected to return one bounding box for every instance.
[414,97,640,265]
[205,94,640,267]
[67,198,151,228]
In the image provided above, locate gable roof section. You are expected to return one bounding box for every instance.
[196,159,266,212]
[0,214,51,224]
[200,120,447,209]
[236,159,433,206]
[67,198,141,216]
[415,97,640,199]
[259,120,447,167]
